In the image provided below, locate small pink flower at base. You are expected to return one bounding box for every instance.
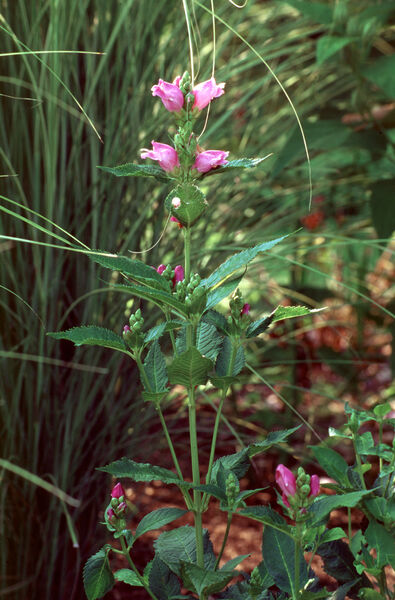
[173,265,184,286]
[275,464,297,497]
[192,78,225,110]
[141,141,180,172]
[309,474,320,497]
[241,303,250,316]
[151,78,184,112]
[107,507,116,522]
[123,325,131,334]
[193,150,229,173]
[111,482,125,499]
[282,493,291,508]
[157,264,166,274]
[170,216,183,229]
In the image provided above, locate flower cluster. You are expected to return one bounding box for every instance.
[106,482,128,531]
[141,73,229,177]
[276,464,320,517]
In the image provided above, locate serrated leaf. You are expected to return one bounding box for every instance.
[111,282,187,315]
[180,562,236,596]
[246,315,274,338]
[189,483,227,502]
[216,337,245,377]
[114,569,144,587]
[202,155,273,176]
[310,447,349,486]
[201,236,288,290]
[239,506,293,535]
[168,347,213,387]
[316,36,355,65]
[272,305,324,323]
[135,508,188,540]
[320,528,346,544]
[154,526,216,577]
[148,555,181,600]
[249,426,301,457]
[309,491,371,525]
[144,321,181,344]
[89,252,169,290]
[98,162,169,182]
[262,523,308,594]
[365,519,395,568]
[142,391,168,404]
[209,375,238,390]
[48,326,127,353]
[317,540,370,591]
[99,457,181,484]
[143,341,168,392]
[210,448,250,484]
[196,322,223,361]
[205,275,243,310]
[83,547,114,600]
[202,310,229,334]
[165,184,207,226]
[355,431,374,455]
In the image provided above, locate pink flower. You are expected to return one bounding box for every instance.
[170,216,183,229]
[193,150,229,173]
[123,325,131,334]
[309,474,320,497]
[282,493,291,508]
[173,265,184,287]
[111,482,125,499]
[141,141,180,172]
[275,465,297,497]
[241,303,250,316]
[151,78,184,112]
[156,264,166,274]
[107,507,116,521]
[192,78,225,110]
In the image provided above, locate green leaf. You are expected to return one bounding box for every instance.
[205,275,243,310]
[369,180,395,240]
[249,426,301,457]
[165,184,207,227]
[358,589,386,600]
[154,526,216,577]
[283,0,333,24]
[216,337,245,377]
[144,321,181,344]
[203,156,273,176]
[114,569,143,587]
[239,506,293,535]
[246,315,274,338]
[135,508,188,540]
[221,555,250,571]
[90,252,169,290]
[143,341,168,392]
[262,523,308,594]
[272,305,324,323]
[195,322,223,361]
[320,528,346,544]
[317,540,369,589]
[168,347,213,387]
[202,309,229,334]
[148,555,181,600]
[47,326,127,353]
[355,432,375,455]
[98,162,169,182]
[83,547,114,600]
[373,402,392,418]
[310,447,349,486]
[142,391,169,404]
[111,282,187,315]
[316,36,355,65]
[202,236,288,289]
[365,55,395,100]
[99,457,181,484]
[365,519,395,569]
[190,482,227,502]
[209,375,238,390]
[309,491,371,525]
[210,448,250,483]
[180,563,236,596]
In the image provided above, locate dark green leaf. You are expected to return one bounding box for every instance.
[144,321,181,344]
[272,305,324,322]
[202,236,288,289]
[320,528,346,544]
[148,555,181,600]
[89,252,169,290]
[249,426,301,457]
[317,540,371,591]
[142,391,169,404]
[262,523,308,594]
[216,337,245,377]
[154,526,216,577]
[365,55,395,100]
[143,341,168,392]
[135,508,188,540]
[365,520,395,569]
[205,275,243,310]
[221,555,250,571]
[246,315,274,338]
[47,326,126,353]
[211,448,250,483]
[316,36,355,65]
[239,505,293,535]
[98,162,169,182]
[190,483,227,502]
[309,491,371,525]
[83,547,114,600]
[209,375,238,390]
[195,322,223,361]
[180,562,236,596]
[114,569,143,587]
[111,282,187,315]
[369,180,395,240]
[310,447,349,486]
[165,184,207,226]
[99,457,181,484]
[358,589,386,600]
[203,156,273,177]
[168,347,213,387]
[202,310,229,334]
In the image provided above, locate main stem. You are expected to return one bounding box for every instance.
[184,226,191,281]
[188,385,204,568]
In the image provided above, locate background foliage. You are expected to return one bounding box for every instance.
[0,0,394,598]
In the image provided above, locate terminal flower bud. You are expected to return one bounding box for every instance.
[193,150,229,173]
[275,464,297,497]
[157,264,166,274]
[107,507,116,521]
[111,482,125,499]
[151,78,184,112]
[173,265,184,286]
[309,474,320,497]
[123,325,131,334]
[141,141,180,172]
[192,78,225,110]
[241,303,250,315]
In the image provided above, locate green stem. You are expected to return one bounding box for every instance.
[164,308,177,354]
[347,507,352,543]
[184,226,191,281]
[188,386,204,568]
[134,353,152,393]
[120,536,158,600]
[294,523,302,600]
[214,512,233,570]
[352,434,367,490]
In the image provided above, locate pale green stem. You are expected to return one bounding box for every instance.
[184,226,191,281]
[293,521,303,600]
[352,434,367,490]
[120,536,158,600]
[214,512,232,570]
[188,385,204,568]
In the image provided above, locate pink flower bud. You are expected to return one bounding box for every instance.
[156,264,166,274]
[111,482,125,499]
[275,464,297,497]
[170,216,183,229]
[141,141,180,172]
[173,265,184,287]
[123,325,131,334]
[193,150,229,173]
[171,196,181,209]
[282,493,291,508]
[107,507,115,521]
[241,303,250,316]
[151,78,184,112]
[192,78,225,110]
[309,474,320,497]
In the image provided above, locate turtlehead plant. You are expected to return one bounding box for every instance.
[49,72,395,600]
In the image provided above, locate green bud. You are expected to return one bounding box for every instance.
[300,484,311,497]
[135,308,142,320]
